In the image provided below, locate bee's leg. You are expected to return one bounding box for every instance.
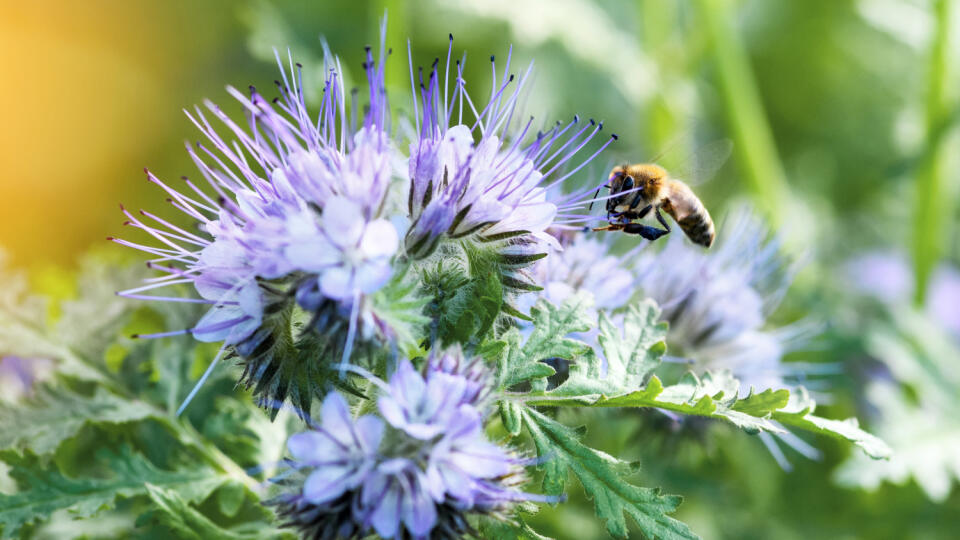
[634,203,653,219]
[592,223,625,232]
[654,206,672,233]
[621,223,669,241]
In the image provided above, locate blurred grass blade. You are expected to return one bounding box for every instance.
[912,0,955,305]
[697,0,790,224]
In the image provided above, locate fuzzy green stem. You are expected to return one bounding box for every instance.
[912,0,954,305]
[697,0,790,224]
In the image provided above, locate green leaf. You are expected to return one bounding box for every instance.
[0,263,103,383]
[492,294,594,393]
[478,515,553,540]
[523,409,698,540]
[53,256,143,365]
[836,309,960,498]
[550,300,666,398]
[772,387,892,459]
[0,446,225,538]
[0,386,157,456]
[530,372,786,435]
[215,481,246,518]
[139,484,293,540]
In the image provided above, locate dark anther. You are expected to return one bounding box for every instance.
[449,33,453,41]
[295,62,302,68]
[509,74,515,81]
[611,133,619,140]
[490,55,495,62]
[573,114,580,122]
[364,46,371,52]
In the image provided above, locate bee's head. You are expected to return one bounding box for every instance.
[606,166,639,212]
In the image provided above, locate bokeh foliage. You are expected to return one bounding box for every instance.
[1,0,959,538]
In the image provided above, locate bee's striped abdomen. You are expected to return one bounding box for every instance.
[678,212,715,247]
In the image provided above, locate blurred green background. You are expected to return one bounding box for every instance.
[2,0,958,538]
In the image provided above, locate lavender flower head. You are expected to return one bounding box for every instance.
[113,21,613,415]
[272,352,534,539]
[633,211,806,392]
[404,38,617,276]
[525,230,636,313]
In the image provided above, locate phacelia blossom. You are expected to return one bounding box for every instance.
[633,211,808,392]
[113,21,612,415]
[114,44,399,344]
[271,352,535,539]
[523,230,637,314]
[404,37,618,264]
[633,211,824,468]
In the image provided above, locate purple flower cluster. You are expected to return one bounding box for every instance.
[114,45,399,347]
[112,22,613,414]
[632,212,809,392]
[404,38,617,260]
[531,213,807,393]
[274,351,529,539]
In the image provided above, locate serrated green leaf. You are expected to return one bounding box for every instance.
[0,255,144,384]
[549,301,667,399]
[215,481,246,518]
[420,245,503,346]
[731,387,791,416]
[0,446,225,538]
[529,373,785,435]
[772,387,891,459]
[499,400,524,436]
[0,386,157,456]
[523,409,698,540]
[139,484,293,540]
[493,295,594,394]
[478,515,554,540]
[836,308,958,498]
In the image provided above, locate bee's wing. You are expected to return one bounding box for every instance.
[668,139,732,186]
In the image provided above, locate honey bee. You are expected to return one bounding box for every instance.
[591,141,729,248]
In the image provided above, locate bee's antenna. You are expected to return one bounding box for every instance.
[588,177,614,212]
[587,186,604,212]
